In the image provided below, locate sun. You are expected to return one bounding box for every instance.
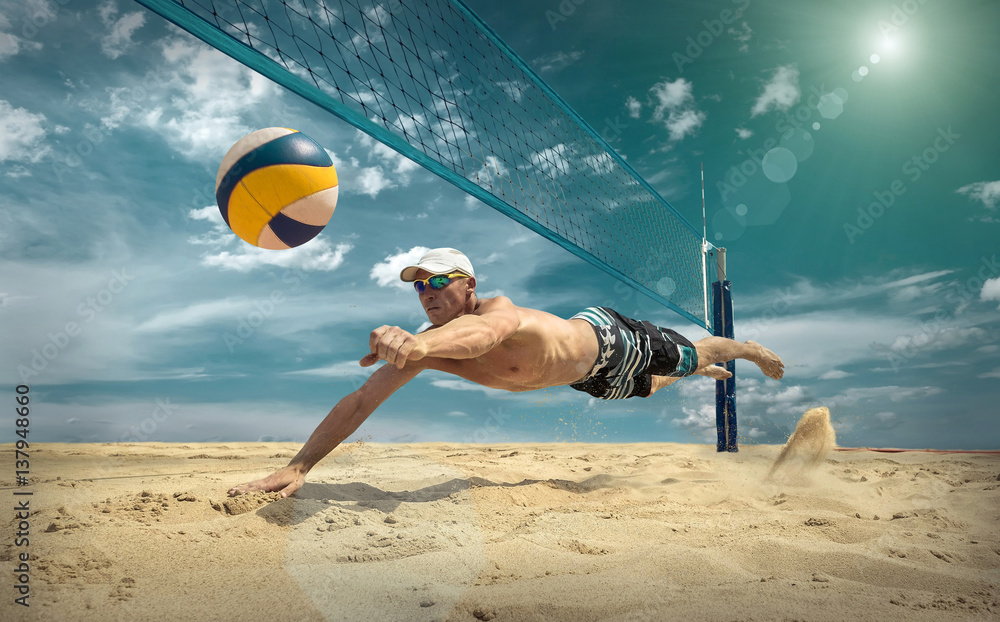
[878,31,906,59]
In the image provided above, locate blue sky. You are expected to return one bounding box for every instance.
[1,0,998,449]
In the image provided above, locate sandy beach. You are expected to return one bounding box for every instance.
[3,440,998,621]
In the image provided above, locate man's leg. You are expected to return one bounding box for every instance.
[691,337,784,379]
[648,365,730,395]
[646,337,783,397]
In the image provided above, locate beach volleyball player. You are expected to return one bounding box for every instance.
[228,248,784,498]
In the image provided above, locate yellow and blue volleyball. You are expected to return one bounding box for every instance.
[215,127,338,249]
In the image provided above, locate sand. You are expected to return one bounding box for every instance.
[3,438,998,621]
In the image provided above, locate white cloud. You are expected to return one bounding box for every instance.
[5,165,31,178]
[889,281,949,304]
[886,269,954,289]
[750,65,800,117]
[0,100,50,163]
[97,88,135,130]
[187,206,354,272]
[878,325,988,357]
[496,80,527,103]
[370,246,430,290]
[742,310,904,378]
[529,143,571,177]
[665,109,707,142]
[98,0,146,59]
[908,361,970,370]
[283,360,374,378]
[0,0,58,65]
[0,13,43,62]
[626,96,641,120]
[729,21,752,53]
[977,367,1000,379]
[771,385,810,403]
[186,205,234,246]
[738,269,957,316]
[349,4,390,50]
[429,378,507,397]
[735,127,753,140]
[354,165,394,197]
[734,271,1000,378]
[651,79,694,114]
[671,402,714,430]
[649,78,705,141]
[0,292,33,308]
[980,277,1000,308]
[201,240,353,273]
[673,373,717,399]
[134,298,251,333]
[326,143,406,199]
[93,36,281,160]
[583,152,615,175]
[532,50,583,73]
[819,369,850,380]
[358,132,420,184]
[97,0,116,23]
[468,154,510,188]
[828,385,944,406]
[0,31,20,61]
[956,180,1000,209]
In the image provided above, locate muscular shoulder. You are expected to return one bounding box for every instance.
[474,295,516,314]
[471,296,521,342]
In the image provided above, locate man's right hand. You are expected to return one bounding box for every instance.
[361,325,428,369]
[227,465,306,498]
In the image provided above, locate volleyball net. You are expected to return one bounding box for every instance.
[135,0,711,328]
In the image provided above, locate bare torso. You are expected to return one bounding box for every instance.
[418,300,599,391]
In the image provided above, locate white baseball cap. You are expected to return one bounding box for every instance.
[399,248,475,282]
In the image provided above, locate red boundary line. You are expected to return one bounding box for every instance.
[835,447,1000,455]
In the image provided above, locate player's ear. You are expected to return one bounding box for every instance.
[466,276,477,292]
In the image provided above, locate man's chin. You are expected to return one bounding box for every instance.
[425,308,448,322]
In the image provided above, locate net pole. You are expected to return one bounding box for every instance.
[700,162,709,331]
[713,247,737,452]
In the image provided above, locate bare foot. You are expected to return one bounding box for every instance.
[695,365,733,380]
[746,340,784,379]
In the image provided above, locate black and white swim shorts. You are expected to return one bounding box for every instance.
[569,307,698,400]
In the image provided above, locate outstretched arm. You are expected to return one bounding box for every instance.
[360,297,521,368]
[227,361,421,497]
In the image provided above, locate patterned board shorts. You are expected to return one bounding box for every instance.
[569,307,698,400]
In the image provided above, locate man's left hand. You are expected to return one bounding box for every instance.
[360,325,427,369]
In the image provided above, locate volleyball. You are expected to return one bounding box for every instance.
[215,127,338,249]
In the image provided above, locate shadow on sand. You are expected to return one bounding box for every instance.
[255,473,636,526]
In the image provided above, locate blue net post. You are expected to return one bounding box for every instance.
[712,249,737,452]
